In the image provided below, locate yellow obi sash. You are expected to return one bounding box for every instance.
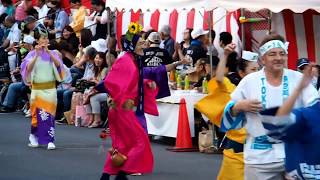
[32,81,56,90]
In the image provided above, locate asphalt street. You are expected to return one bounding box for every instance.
[0,113,222,180]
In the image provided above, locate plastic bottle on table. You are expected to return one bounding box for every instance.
[184,75,190,90]
[202,77,208,94]
[177,75,182,90]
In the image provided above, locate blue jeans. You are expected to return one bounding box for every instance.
[63,89,74,112]
[3,82,25,108]
[70,66,84,86]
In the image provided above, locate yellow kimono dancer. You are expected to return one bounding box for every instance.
[195,45,259,180]
[21,32,66,150]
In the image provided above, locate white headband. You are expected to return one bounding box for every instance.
[259,40,289,56]
[242,51,259,62]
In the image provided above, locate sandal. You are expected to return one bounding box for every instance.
[88,121,101,128]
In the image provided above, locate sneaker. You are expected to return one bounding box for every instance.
[47,142,56,150]
[130,173,142,176]
[25,109,31,118]
[56,117,68,125]
[28,134,39,148]
[23,108,28,114]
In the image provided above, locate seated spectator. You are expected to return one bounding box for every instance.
[56,47,97,124]
[0,81,28,112]
[89,0,110,40]
[0,13,7,44]
[15,0,32,22]
[85,52,108,128]
[10,35,35,82]
[159,24,175,57]
[0,1,6,15]
[55,64,72,120]
[70,29,93,82]
[58,26,79,67]
[60,25,79,55]
[91,38,107,53]
[26,7,38,20]
[1,16,21,72]
[43,1,56,40]
[74,28,93,64]
[143,32,173,67]
[186,58,207,87]
[47,0,69,40]
[187,28,209,65]
[1,0,14,17]
[69,0,87,37]
[24,15,48,37]
[173,28,192,61]
[34,0,49,25]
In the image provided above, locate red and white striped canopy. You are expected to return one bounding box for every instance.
[272,10,320,68]
[115,8,242,54]
[217,0,320,13]
[106,0,320,13]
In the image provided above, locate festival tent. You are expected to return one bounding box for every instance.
[244,9,320,69]
[216,0,320,13]
[106,0,320,68]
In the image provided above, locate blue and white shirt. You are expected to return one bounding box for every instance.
[261,102,320,180]
[221,69,319,165]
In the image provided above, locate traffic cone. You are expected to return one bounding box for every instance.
[168,98,198,152]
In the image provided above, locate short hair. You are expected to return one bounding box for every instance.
[259,33,285,47]
[86,47,97,60]
[26,8,39,19]
[237,58,251,72]
[219,32,233,46]
[4,16,15,24]
[226,52,238,72]
[204,56,219,68]
[160,25,171,36]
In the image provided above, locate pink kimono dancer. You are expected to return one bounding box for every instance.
[103,52,154,175]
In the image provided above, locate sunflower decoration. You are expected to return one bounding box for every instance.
[126,22,143,42]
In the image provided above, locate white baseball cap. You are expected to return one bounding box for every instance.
[242,51,259,62]
[148,32,161,44]
[23,35,35,44]
[91,39,107,53]
[191,28,209,39]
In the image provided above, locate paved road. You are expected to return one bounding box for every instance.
[0,113,222,180]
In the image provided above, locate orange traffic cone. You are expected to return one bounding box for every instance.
[168,98,198,152]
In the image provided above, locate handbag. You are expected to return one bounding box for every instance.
[75,79,96,93]
[75,105,91,127]
[198,126,214,153]
[83,88,98,105]
[108,148,127,167]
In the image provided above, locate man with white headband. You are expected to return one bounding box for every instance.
[220,34,319,179]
